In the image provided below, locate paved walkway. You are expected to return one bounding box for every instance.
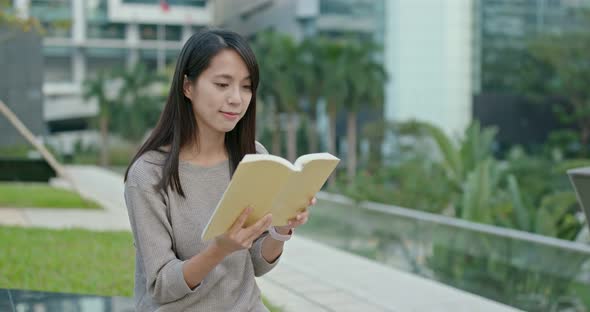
[0,166,130,231]
[0,165,521,312]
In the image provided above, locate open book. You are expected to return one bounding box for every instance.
[201,153,340,241]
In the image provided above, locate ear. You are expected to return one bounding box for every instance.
[183,75,194,99]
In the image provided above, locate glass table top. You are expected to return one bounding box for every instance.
[0,288,134,312]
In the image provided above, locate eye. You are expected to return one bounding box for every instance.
[242,85,252,90]
[215,83,229,88]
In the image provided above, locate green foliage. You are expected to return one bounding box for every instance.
[331,152,453,214]
[524,20,590,157]
[83,69,116,121]
[84,64,166,142]
[482,11,590,157]
[0,0,44,34]
[342,39,387,113]
[262,297,284,312]
[460,159,505,224]
[252,31,301,113]
[83,64,165,166]
[0,144,62,161]
[343,120,586,241]
[110,63,166,141]
[296,117,310,155]
[251,32,386,164]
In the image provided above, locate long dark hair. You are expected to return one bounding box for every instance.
[124,28,259,197]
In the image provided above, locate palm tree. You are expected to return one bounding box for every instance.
[299,38,327,154]
[322,40,349,163]
[342,40,387,181]
[252,31,282,156]
[252,31,302,161]
[111,63,166,143]
[83,70,117,167]
[274,35,301,162]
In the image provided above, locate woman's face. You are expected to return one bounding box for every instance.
[183,49,253,134]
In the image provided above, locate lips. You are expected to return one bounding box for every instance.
[220,111,240,120]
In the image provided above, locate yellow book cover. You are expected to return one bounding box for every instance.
[201,152,340,241]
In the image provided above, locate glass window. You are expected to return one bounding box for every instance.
[319,0,374,18]
[122,0,206,7]
[139,49,158,72]
[166,49,180,68]
[86,0,108,22]
[139,24,159,40]
[165,25,182,41]
[30,0,72,38]
[87,23,126,40]
[86,48,126,78]
[43,47,73,82]
[86,0,126,39]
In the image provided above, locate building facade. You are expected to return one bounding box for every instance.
[0,27,45,148]
[13,0,211,151]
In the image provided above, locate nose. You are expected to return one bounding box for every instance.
[227,85,242,106]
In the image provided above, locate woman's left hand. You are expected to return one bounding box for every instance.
[273,197,317,235]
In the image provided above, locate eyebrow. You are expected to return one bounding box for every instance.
[214,74,251,81]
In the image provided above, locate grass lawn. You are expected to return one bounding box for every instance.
[0,226,134,296]
[0,226,282,311]
[0,183,101,209]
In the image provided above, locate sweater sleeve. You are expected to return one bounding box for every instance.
[124,184,202,304]
[249,232,281,276]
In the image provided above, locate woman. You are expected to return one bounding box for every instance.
[123,28,315,311]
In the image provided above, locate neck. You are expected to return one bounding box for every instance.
[182,126,227,162]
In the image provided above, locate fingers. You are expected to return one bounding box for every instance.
[245,213,273,242]
[229,206,252,233]
[287,208,309,228]
[310,197,317,206]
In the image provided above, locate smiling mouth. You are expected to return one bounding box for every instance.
[220,111,240,119]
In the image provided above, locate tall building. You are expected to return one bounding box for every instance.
[381,0,474,138]
[0,27,45,147]
[213,0,382,42]
[14,0,212,152]
[475,0,590,93]
[385,0,590,138]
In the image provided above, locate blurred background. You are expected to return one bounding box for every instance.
[1,0,590,311]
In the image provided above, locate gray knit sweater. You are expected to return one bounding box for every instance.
[124,142,279,311]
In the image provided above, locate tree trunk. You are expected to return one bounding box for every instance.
[271,109,281,156]
[573,98,588,157]
[286,113,298,162]
[306,97,319,154]
[346,112,357,183]
[327,108,337,186]
[307,119,319,154]
[99,115,110,167]
[581,124,590,157]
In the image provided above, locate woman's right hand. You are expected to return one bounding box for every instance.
[213,206,272,255]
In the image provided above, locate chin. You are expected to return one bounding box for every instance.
[219,125,238,133]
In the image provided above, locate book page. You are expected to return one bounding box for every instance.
[294,153,338,169]
[270,156,340,225]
